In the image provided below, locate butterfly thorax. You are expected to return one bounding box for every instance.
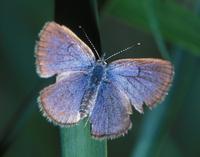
[79,61,106,119]
[90,61,106,84]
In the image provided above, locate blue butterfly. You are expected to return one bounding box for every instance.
[35,22,174,139]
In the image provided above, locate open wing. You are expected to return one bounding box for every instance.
[90,81,132,139]
[106,58,174,113]
[39,72,90,126]
[35,22,95,78]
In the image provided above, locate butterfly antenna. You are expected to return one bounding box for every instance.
[104,42,141,61]
[79,26,101,59]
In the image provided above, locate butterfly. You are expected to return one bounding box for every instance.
[35,22,174,140]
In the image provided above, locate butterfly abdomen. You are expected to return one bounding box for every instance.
[80,62,106,118]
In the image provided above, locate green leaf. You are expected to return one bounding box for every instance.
[143,0,170,60]
[105,0,200,56]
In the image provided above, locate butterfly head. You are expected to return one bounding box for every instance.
[96,53,107,65]
[96,59,107,66]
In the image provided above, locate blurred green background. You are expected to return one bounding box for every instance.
[0,0,200,157]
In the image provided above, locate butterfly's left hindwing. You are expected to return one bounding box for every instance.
[39,72,90,126]
[107,58,174,113]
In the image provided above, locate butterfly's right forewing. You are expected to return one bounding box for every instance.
[107,58,174,113]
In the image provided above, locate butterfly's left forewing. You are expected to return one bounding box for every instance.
[35,22,95,78]
[106,58,174,113]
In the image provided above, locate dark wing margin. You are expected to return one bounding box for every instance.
[90,81,132,140]
[35,22,95,78]
[107,58,174,113]
[38,72,89,126]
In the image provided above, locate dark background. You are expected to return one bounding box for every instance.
[0,0,200,157]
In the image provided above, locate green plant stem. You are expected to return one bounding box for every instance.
[60,121,107,157]
[56,0,107,157]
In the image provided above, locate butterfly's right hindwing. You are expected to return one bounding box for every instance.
[90,81,132,139]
